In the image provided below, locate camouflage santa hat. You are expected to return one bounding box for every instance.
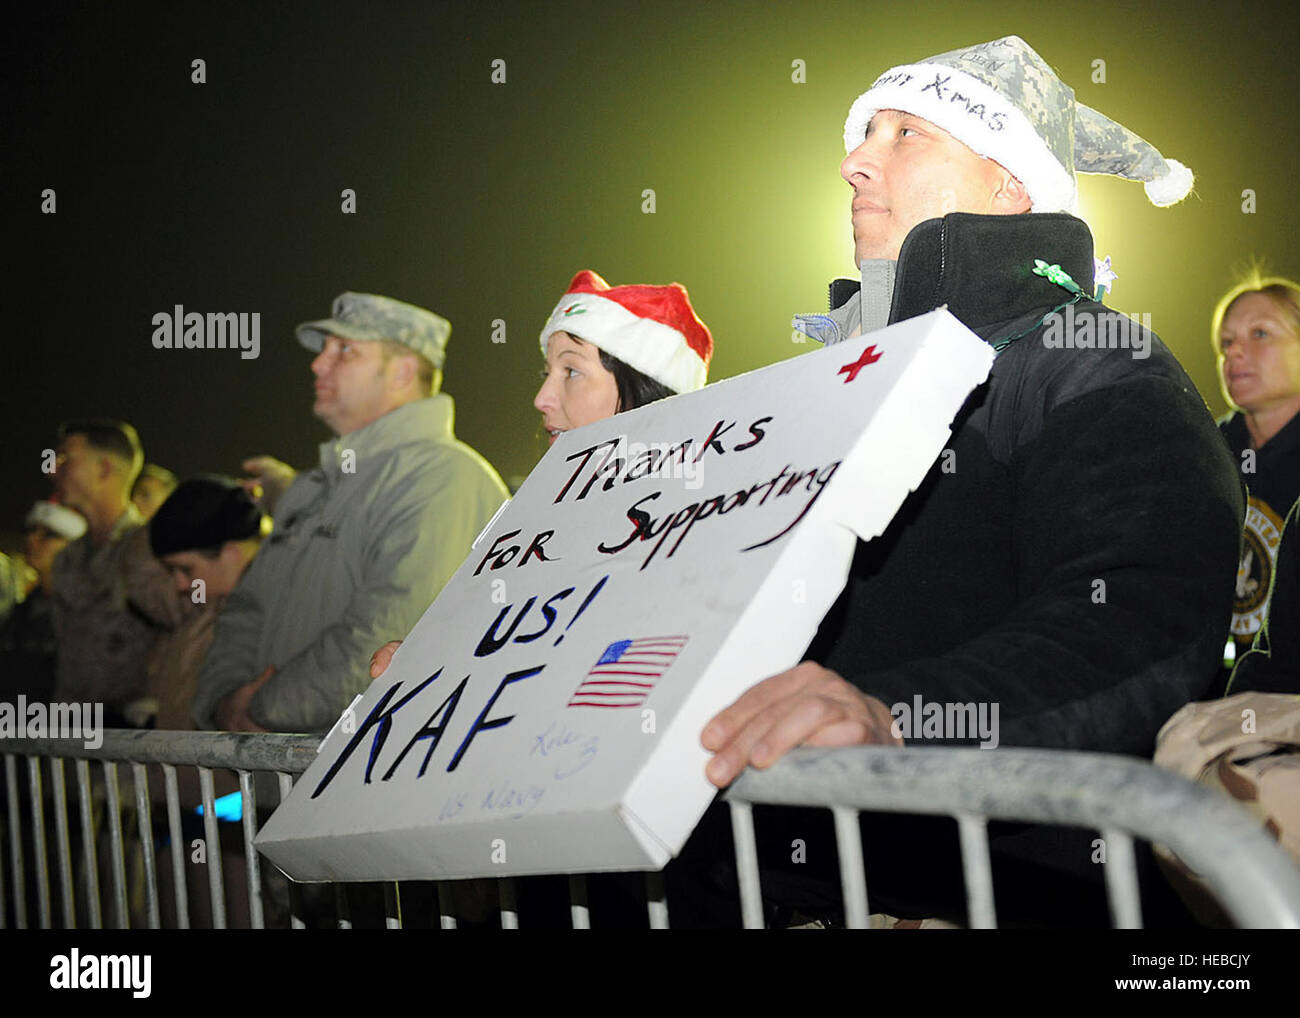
[843,35,1194,214]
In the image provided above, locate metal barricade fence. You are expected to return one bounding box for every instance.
[0,729,673,929]
[1,730,316,930]
[3,732,1298,929]
[726,746,1300,929]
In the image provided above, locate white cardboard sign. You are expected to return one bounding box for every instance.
[256,310,992,880]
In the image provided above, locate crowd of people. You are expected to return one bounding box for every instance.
[1,271,716,737]
[2,34,1298,927]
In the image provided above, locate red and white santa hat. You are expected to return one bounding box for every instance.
[538,270,713,394]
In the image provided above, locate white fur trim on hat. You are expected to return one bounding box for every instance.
[539,293,707,394]
[843,62,1077,214]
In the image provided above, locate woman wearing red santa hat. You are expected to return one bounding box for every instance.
[369,269,714,677]
[534,269,713,445]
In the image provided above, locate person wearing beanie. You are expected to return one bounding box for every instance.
[690,35,1243,927]
[150,477,267,596]
[193,293,508,734]
[142,478,269,731]
[534,270,714,445]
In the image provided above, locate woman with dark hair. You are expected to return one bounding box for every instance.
[534,269,713,443]
[370,269,713,679]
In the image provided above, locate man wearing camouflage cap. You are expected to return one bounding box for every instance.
[194,292,508,733]
[690,36,1243,925]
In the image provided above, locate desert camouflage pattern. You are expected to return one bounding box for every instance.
[50,505,187,714]
[1153,691,1300,923]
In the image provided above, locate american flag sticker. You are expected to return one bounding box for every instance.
[567,636,689,708]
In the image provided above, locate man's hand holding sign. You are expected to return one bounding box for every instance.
[701,662,902,787]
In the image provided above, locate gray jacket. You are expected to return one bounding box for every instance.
[193,395,508,732]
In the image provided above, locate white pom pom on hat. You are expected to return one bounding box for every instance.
[1143,158,1195,207]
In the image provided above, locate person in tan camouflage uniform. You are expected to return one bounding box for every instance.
[50,419,185,726]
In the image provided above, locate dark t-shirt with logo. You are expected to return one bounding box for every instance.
[1219,411,1300,649]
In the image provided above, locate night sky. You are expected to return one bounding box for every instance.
[4,0,1296,542]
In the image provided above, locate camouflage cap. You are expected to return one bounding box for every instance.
[843,35,1194,213]
[296,292,451,368]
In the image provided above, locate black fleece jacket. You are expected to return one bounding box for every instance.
[808,212,1245,756]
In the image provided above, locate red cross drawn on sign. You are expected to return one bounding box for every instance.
[838,344,882,382]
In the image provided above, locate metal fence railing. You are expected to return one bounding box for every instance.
[726,746,1300,929]
[1,730,316,930]
[0,729,675,929]
[3,732,1298,929]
